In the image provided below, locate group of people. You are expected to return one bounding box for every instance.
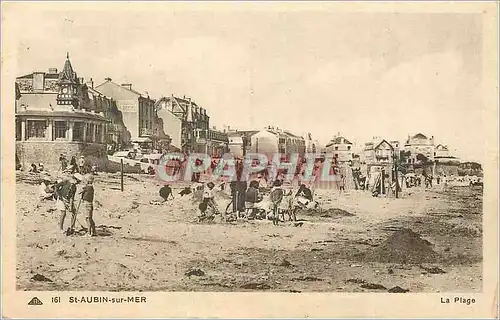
[28,162,45,173]
[156,175,318,225]
[38,172,97,237]
[403,173,447,190]
[59,154,94,174]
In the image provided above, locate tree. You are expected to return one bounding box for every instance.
[416,153,429,163]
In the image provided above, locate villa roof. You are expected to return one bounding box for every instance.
[326,136,352,147]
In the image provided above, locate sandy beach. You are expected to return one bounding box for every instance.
[16,172,482,293]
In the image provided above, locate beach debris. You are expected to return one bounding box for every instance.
[31,273,53,282]
[388,286,410,293]
[185,268,205,277]
[240,282,271,290]
[346,278,366,284]
[361,283,387,290]
[130,201,139,210]
[292,275,322,282]
[279,259,294,267]
[419,265,446,274]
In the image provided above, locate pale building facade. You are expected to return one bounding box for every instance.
[15,54,108,169]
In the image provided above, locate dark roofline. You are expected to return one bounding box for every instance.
[172,96,199,107]
[374,139,395,151]
[96,79,147,98]
[411,133,428,139]
[284,131,304,139]
[327,136,353,146]
[16,73,59,80]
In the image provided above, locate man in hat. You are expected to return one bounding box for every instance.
[55,173,82,235]
[79,174,96,236]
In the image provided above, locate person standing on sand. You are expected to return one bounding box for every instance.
[338,174,345,194]
[70,156,78,173]
[78,156,85,174]
[79,175,97,237]
[441,175,448,192]
[230,180,238,213]
[55,173,82,235]
[159,184,174,202]
[59,154,67,171]
[270,180,284,226]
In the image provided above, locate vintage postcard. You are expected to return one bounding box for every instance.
[2,1,498,318]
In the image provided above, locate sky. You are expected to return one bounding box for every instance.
[11,4,488,163]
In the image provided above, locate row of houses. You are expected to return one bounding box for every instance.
[15,54,236,169]
[225,126,313,159]
[14,54,478,174]
[322,132,477,176]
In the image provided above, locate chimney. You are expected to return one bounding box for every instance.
[86,78,94,89]
[48,68,58,74]
[121,83,132,90]
[32,72,45,93]
[79,77,84,84]
[105,77,112,82]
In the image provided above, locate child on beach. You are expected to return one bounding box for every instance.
[199,182,220,222]
[270,180,284,225]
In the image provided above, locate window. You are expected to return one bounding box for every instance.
[334,146,339,150]
[54,121,68,139]
[96,125,102,143]
[88,123,96,142]
[347,146,351,151]
[85,123,92,142]
[26,120,47,139]
[73,122,84,141]
[16,120,21,141]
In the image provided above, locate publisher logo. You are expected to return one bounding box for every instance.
[28,297,43,306]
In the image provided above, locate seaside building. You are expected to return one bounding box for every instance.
[15,54,111,169]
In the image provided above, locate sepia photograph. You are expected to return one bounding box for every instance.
[2,1,498,318]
